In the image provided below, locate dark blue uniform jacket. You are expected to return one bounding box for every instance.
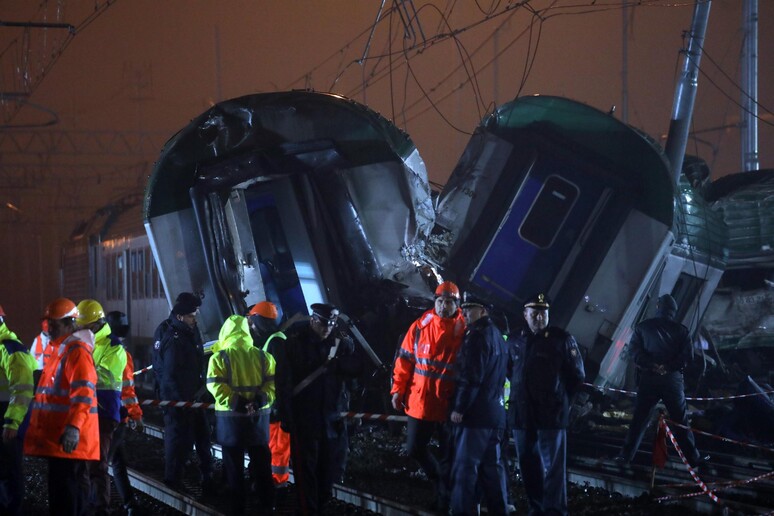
[629,316,691,374]
[508,326,585,430]
[275,323,361,438]
[452,316,509,429]
[155,317,205,401]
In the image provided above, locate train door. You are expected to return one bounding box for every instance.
[224,177,328,321]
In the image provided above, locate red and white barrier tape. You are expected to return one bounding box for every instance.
[656,469,774,494]
[140,399,214,409]
[661,418,719,504]
[133,365,153,376]
[665,419,774,455]
[584,382,774,402]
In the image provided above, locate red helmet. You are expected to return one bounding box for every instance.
[42,298,79,320]
[248,301,279,320]
[435,281,460,300]
[0,304,5,317]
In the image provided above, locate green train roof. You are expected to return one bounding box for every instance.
[145,91,419,219]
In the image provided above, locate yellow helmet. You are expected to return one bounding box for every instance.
[76,299,105,327]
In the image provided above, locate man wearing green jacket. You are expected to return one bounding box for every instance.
[207,315,276,515]
[0,305,36,515]
[76,299,128,515]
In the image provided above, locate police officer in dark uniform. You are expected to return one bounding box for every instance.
[509,294,585,516]
[155,294,215,493]
[616,294,704,465]
[449,293,509,515]
[274,303,361,515]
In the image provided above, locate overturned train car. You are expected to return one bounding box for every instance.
[426,95,724,387]
[144,91,436,364]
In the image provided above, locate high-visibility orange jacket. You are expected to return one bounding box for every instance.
[31,331,50,371]
[24,330,99,461]
[391,308,465,421]
[121,351,143,423]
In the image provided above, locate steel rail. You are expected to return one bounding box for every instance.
[137,423,433,515]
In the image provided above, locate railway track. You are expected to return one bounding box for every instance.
[117,410,774,516]
[117,421,433,515]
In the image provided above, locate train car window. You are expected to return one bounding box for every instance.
[144,248,153,299]
[105,252,123,301]
[519,175,579,249]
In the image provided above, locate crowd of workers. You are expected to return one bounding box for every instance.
[0,282,705,516]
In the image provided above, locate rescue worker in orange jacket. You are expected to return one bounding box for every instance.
[391,281,466,512]
[249,301,291,491]
[105,311,145,515]
[24,298,99,516]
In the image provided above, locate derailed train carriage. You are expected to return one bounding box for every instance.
[142,91,721,398]
[424,95,725,389]
[143,91,438,376]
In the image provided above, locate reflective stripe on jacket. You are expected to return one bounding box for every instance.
[391,308,465,421]
[24,330,99,460]
[207,315,275,447]
[207,315,276,413]
[92,324,127,422]
[31,331,50,370]
[262,331,287,353]
[121,351,143,422]
[0,339,36,431]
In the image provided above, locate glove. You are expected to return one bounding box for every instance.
[60,425,80,453]
[129,417,145,432]
[235,396,250,414]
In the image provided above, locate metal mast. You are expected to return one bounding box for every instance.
[664,1,712,184]
[741,0,759,171]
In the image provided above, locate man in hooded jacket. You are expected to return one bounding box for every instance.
[207,315,276,515]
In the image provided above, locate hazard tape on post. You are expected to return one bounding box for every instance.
[661,419,720,504]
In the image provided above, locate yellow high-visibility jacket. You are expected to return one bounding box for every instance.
[0,339,36,432]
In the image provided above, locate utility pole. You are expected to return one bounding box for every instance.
[741,0,759,171]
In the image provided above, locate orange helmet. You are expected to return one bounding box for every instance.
[43,297,79,320]
[435,281,460,299]
[249,301,279,320]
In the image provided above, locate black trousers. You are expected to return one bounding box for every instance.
[163,408,213,483]
[222,444,274,515]
[620,371,700,463]
[289,428,348,515]
[87,416,119,515]
[450,426,507,515]
[0,436,23,515]
[514,427,568,516]
[108,422,134,506]
[405,416,452,503]
[47,457,90,516]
